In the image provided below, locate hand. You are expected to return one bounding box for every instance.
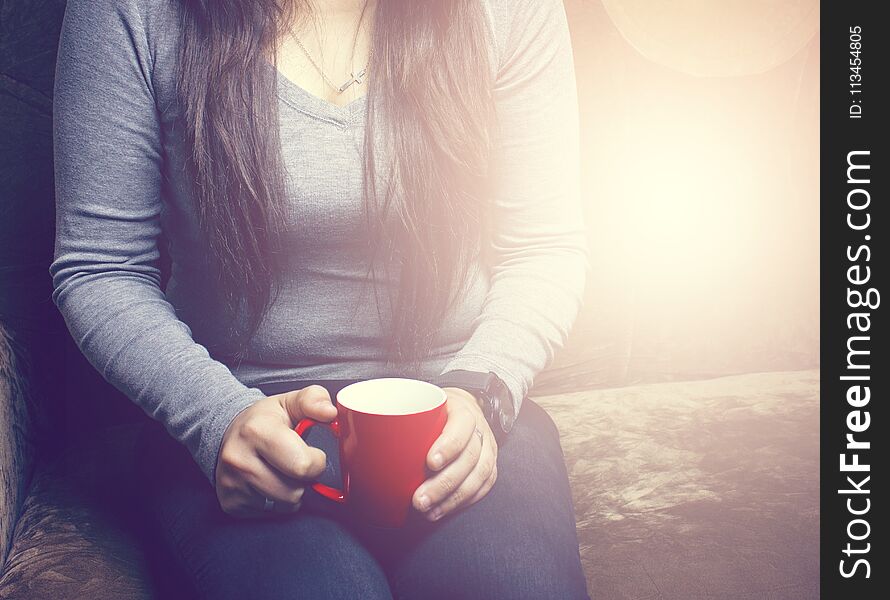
[412,387,499,521]
[215,385,338,517]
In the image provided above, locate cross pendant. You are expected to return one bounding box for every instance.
[338,68,368,94]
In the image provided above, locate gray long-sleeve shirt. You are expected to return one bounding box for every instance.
[50,0,589,484]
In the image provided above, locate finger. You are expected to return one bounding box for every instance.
[425,435,496,520]
[271,499,303,514]
[230,488,304,519]
[253,423,328,481]
[218,485,267,518]
[251,485,304,516]
[427,403,476,471]
[467,461,498,507]
[279,385,337,425]
[414,425,483,511]
[240,454,308,505]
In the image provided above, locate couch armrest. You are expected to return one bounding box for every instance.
[0,322,32,568]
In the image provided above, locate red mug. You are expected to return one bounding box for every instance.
[295,377,448,528]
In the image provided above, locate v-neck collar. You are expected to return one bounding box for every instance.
[270,64,367,127]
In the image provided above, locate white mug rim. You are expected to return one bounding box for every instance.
[336,377,447,416]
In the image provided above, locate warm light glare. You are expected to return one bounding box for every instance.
[558,0,819,384]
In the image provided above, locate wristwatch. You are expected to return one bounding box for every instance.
[434,369,516,443]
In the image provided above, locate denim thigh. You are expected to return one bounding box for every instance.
[382,398,590,600]
[135,417,392,600]
[135,380,588,600]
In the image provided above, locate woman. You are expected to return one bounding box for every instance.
[51,0,590,597]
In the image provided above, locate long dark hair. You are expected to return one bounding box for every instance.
[177,1,494,373]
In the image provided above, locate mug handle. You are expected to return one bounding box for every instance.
[295,418,346,503]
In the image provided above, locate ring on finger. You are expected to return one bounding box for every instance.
[473,427,484,443]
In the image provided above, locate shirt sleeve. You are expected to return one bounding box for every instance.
[438,0,591,415]
[50,0,266,485]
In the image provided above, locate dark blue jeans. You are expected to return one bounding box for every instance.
[135,379,590,600]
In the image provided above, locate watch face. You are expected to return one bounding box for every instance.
[484,382,514,434]
[499,409,514,432]
[496,379,514,414]
[487,391,500,413]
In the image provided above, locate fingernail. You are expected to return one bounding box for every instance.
[417,494,430,511]
[430,508,443,521]
[431,453,443,469]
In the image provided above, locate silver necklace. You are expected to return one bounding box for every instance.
[292,35,373,94]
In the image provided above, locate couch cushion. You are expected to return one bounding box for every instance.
[537,369,819,600]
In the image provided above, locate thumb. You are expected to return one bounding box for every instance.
[280,384,337,426]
